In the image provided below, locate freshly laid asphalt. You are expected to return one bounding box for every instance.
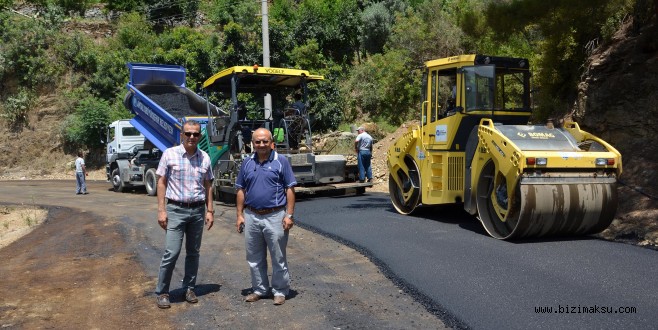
[294,192,658,329]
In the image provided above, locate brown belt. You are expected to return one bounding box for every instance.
[246,205,285,215]
[167,199,205,208]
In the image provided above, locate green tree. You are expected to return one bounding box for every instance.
[63,96,111,153]
[342,49,420,125]
[217,21,261,66]
[289,40,344,131]
[342,0,465,125]
[206,0,259,27]
[0,0,14,10]
[386,0,464,66]
[150,26,213,89]
[485,0,634,119]
[54,31,100,74]
[287,0,362,64]
[114,12,155,50]
[88,50,131,101]
[0,8,65,90]
[360,2,393,55]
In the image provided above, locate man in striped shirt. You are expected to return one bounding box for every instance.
[154,120,215,309]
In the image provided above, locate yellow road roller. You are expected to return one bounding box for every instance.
[387,55,622,239]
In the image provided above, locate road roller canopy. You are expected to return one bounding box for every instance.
[202,65,324,94]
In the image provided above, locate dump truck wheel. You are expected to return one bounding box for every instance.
[145,168,157,196]
[112,168,126,193]
[388,159,421,214]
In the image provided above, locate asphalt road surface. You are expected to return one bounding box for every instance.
[294,192,658,329]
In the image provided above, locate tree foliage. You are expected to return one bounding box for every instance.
[0,0,648,154]
[485,0,635,119]
[359,2,393,55]
[63,96,111,153]
[344,0,464,124]
[0,9,65,90]
[342,49,420,125]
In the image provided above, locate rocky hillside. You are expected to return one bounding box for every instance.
[573,19,658,245]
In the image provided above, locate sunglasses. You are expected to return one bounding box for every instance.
[183,132,201,137]
[253,140,271,145]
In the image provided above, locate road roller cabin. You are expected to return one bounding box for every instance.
[386,54,622,239]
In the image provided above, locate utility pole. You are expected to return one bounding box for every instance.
[261,0,272,120]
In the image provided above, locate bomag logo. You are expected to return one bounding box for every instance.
[528,132,556,139]
[264,68,285,74]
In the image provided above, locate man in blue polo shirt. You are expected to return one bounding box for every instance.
[235,127,297,305]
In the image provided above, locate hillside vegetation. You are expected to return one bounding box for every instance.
[0,0,656,244]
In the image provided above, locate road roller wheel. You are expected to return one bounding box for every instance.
[476,161,520,239]
[389,159,421,215]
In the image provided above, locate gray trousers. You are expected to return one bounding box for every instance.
[244,208,290,297]
[75,172,87,194]
[155,204,205,294]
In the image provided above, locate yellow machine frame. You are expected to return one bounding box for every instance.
[387,54,622,239]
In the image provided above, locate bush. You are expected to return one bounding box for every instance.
[54,32,99,74]
[62,96,111,152]
[1,88,35,128]
[55,0,93,16]
[0,13,64,90]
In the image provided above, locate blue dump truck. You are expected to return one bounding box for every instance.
[106,63,217,195]
[107,63,372,200]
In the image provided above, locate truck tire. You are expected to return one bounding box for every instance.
[111,168,126,192]
[145,168,157,196]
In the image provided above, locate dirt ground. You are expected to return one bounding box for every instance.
[0,180,447,329]
[0,205,172,329]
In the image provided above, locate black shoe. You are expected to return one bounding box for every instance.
[76,192,81,195]
[157,294,171,309]
[185,289,198,303]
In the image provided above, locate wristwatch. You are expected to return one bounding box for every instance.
[207,209,215,214]
[285,213,294,220]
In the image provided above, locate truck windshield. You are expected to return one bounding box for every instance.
[463,65,529,112]
[122,127,141,136]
